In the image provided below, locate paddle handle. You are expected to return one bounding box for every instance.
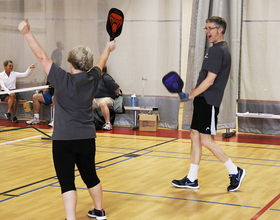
[110,36,115,41]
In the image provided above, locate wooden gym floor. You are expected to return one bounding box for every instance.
[1,113,280,219]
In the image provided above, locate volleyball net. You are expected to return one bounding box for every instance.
[0,85,52,140]
[0,85,51,115]
[0,85,49,95]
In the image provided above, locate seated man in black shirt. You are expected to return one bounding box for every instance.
[92,66,120,130]
[26,82,54,124]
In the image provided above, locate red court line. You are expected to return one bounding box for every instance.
[100,127,280,145]
[236,145,280,151]
[2,119,280,145]
[250,193,280,220]
[0,119,51,130]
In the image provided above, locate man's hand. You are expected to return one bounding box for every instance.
[18,18,30,36]
[178,92,190,102]
[29,63,36,69]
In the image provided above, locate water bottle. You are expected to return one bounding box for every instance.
[131,94,136,107]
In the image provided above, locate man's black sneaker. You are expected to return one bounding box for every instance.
[12,116,18,123]
[88,207,107,220]
[172,176,200,189]
[4,112,11,120]
[227,167,246,192]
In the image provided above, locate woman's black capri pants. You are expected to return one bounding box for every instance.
[52,138,100,194]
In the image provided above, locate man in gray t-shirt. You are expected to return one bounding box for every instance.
[51,41,64,68]
[92,65,120,131]
[172,16,246,193]
[196,40,231,107]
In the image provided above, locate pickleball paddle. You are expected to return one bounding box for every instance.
[23,101,33,112]
[162,71,189,101]
[162,71,184,93]
[106,8,124,41]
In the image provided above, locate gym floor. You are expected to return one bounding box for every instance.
[1,115,280,219]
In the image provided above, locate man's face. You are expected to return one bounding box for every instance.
[59,43,65,51]
[4,63,13,73]
[204,22,221,44]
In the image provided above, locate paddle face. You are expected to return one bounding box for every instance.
[23,101,33,112]
[162,71,184,93]
[106,8,124,41]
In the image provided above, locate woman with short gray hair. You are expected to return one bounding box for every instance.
[67,45,94,72]
[19,18,116,220]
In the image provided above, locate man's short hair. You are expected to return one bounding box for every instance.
[56,41,63,48]
[206,16,227,34]
[3,60,13,66]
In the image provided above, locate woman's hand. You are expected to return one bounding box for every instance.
[107,40,116,52]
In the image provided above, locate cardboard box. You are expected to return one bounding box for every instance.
[138,113,160,132]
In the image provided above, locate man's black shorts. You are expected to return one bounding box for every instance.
[191,96,219,135]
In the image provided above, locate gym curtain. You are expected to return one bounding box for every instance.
[238,0,280,135]
[0,0,182,128]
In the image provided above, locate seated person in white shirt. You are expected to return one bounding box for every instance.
[0,60,35,122]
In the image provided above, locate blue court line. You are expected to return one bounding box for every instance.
[6,141,280,165]
[97,148,280,168]
[5,136,280,164]
[103,190,263,210]
[0,153,150,203]
[96,150,125,155]
[96,157,135,169]
[54,185,280,213]
[5,143,52,149]
[2,139,280,207]
[69,186,265,211]
[98,144,280,163]
[4,141,280,168]
[96,151,152,169]
[97,149,280,168]
[145,149,280,163]
[97,145,280,164]
[0,181,59,203]
[3,182,280,213]
[143,153,280,168]
[1,153,280,214]
[50,184,266,211]
[98,145,141,151]
[97,148,280,169]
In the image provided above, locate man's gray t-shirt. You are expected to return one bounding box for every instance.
[196,41,231,107]
[95,73,119,99]
[47,63,101,140]
[51,49,62,67]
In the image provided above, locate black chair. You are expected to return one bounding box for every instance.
[93,108,116,130]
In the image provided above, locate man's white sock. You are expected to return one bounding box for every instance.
[187,164,199,182]
[224,159,238,175]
